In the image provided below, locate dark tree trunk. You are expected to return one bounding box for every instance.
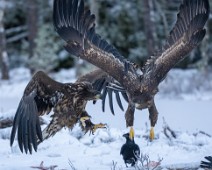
[26,0,38,73]
[0,9,9,80]
[143,0,155,56]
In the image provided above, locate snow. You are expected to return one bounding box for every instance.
[0,67,212,170]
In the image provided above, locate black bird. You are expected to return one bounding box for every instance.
[200,156,212,169]
[120,133,140,167]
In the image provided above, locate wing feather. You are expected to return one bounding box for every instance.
[144,0,209,85]
[10,71,65,154]
[115,91,124,111]
[17,111,24,153]
[77,69,126,114]
[107,89,114,115]
[53,0,137,76]
[200,156,212,168]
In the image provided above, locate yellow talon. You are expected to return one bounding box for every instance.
[129,126,135,140]
[150,127,154,141]
[92,123,107,134]
[80,116,90,127]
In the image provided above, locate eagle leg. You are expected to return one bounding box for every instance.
[149,127,155,141]
[38,119,63,144]
[148,100,158,141]
[80,116,90,128]
[129,126,135,140]
[125,103,135,139]
[90,123,107,135]
[79,116,107,135]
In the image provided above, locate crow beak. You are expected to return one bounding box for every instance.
[122,133,129,138]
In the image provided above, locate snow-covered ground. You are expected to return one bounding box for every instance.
[0,68,212,170]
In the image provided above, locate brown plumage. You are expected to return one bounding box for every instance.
[10,71,106,154]
[54,0,209,139]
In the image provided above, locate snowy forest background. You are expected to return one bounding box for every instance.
[0,0,212,169]
[0,0,212,79]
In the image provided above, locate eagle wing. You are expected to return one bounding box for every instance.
[10,71,66,154]
[53,0,209,105]
[76,69,128,115]
[143,0,210,87]
[53,0,209,133]
[53,0,141,96]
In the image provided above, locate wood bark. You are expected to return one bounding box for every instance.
[26,0,38,73]
[0,8,9,80]
[143,0,155,56]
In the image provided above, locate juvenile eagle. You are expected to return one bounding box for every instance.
[54,0,209,140]
[10,71,106,154]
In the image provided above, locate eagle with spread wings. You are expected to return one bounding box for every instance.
[53,0,209,140]
[10,71,107,154]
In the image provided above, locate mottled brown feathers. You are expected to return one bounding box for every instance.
[10,71,101,154]
[53,0,209,132]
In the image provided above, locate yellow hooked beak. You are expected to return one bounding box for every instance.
[94,94,101,100]
[80,116,90,127]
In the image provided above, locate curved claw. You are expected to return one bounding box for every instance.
[91,123,107,135]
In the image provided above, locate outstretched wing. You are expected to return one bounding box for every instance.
[10,71,65,154]
[53,0,141,94]
[76,69,128,115]
[143,0,210,87]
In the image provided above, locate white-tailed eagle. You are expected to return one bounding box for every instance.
[10,71,107,154]
[53,0,209,141]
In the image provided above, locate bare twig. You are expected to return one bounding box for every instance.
[193,130,211,138]
[151,158,163,170]
[68,159,77,170]
[135,153,163,170]
[163,117,176,140]
[30,161,58,170]
[111,160,117,170]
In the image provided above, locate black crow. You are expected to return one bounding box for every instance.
[120,133,140,167]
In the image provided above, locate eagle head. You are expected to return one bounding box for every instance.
[69,82,101,101]
[130,86,158,110]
